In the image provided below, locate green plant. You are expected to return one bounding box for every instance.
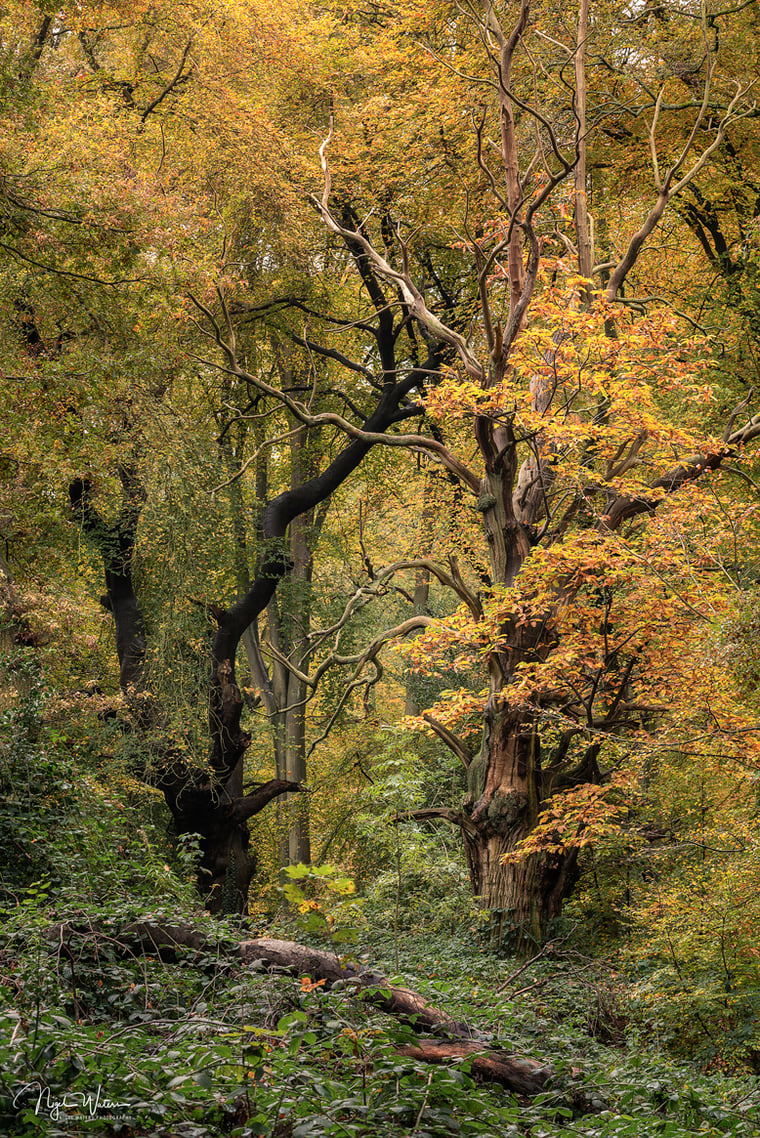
[278,864,366,950]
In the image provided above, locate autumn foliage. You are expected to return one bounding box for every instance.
[2,0,760,1066]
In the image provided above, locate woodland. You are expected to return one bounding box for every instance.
[3,0,760,1134]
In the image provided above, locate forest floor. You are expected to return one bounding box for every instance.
[2,905,759,1137]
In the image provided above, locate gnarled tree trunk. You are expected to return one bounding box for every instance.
[70,469,298,914]
[464,703,579,947]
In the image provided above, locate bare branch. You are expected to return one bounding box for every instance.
[723,387,755,441]
[574,0,593,284]
[209,425,307,494]
[264,615,432,694]
[311,134,485,384]
[605,82,752,299]
[189,342,480,490]
[140,37,194,123]
[421,714,473,769]
[394,806,478,836]
[290,333,374,379]
[373,558,482,619]
[605,430,648,480]
[231,779,302,823]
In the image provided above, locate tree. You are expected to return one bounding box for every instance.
[177,208,465,904]
[295,0,760,945]
[4,0,760,936]
[0,0,450,912]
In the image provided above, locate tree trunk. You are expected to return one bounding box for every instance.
[462,699,579,950]
[266,486,317,867]
[444,403,582,948]
[44,921,572,1100]
[221,413,313,869]
[404,469,435,716]
[284,673,310,863]
[70,471,298,915]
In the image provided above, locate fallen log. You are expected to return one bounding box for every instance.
[396,1041,551,1096]
[45,921,562,1098]
[237,937,488,1042]
[236,937,553,1097]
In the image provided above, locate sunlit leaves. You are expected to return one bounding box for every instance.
[504,776,639,861]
